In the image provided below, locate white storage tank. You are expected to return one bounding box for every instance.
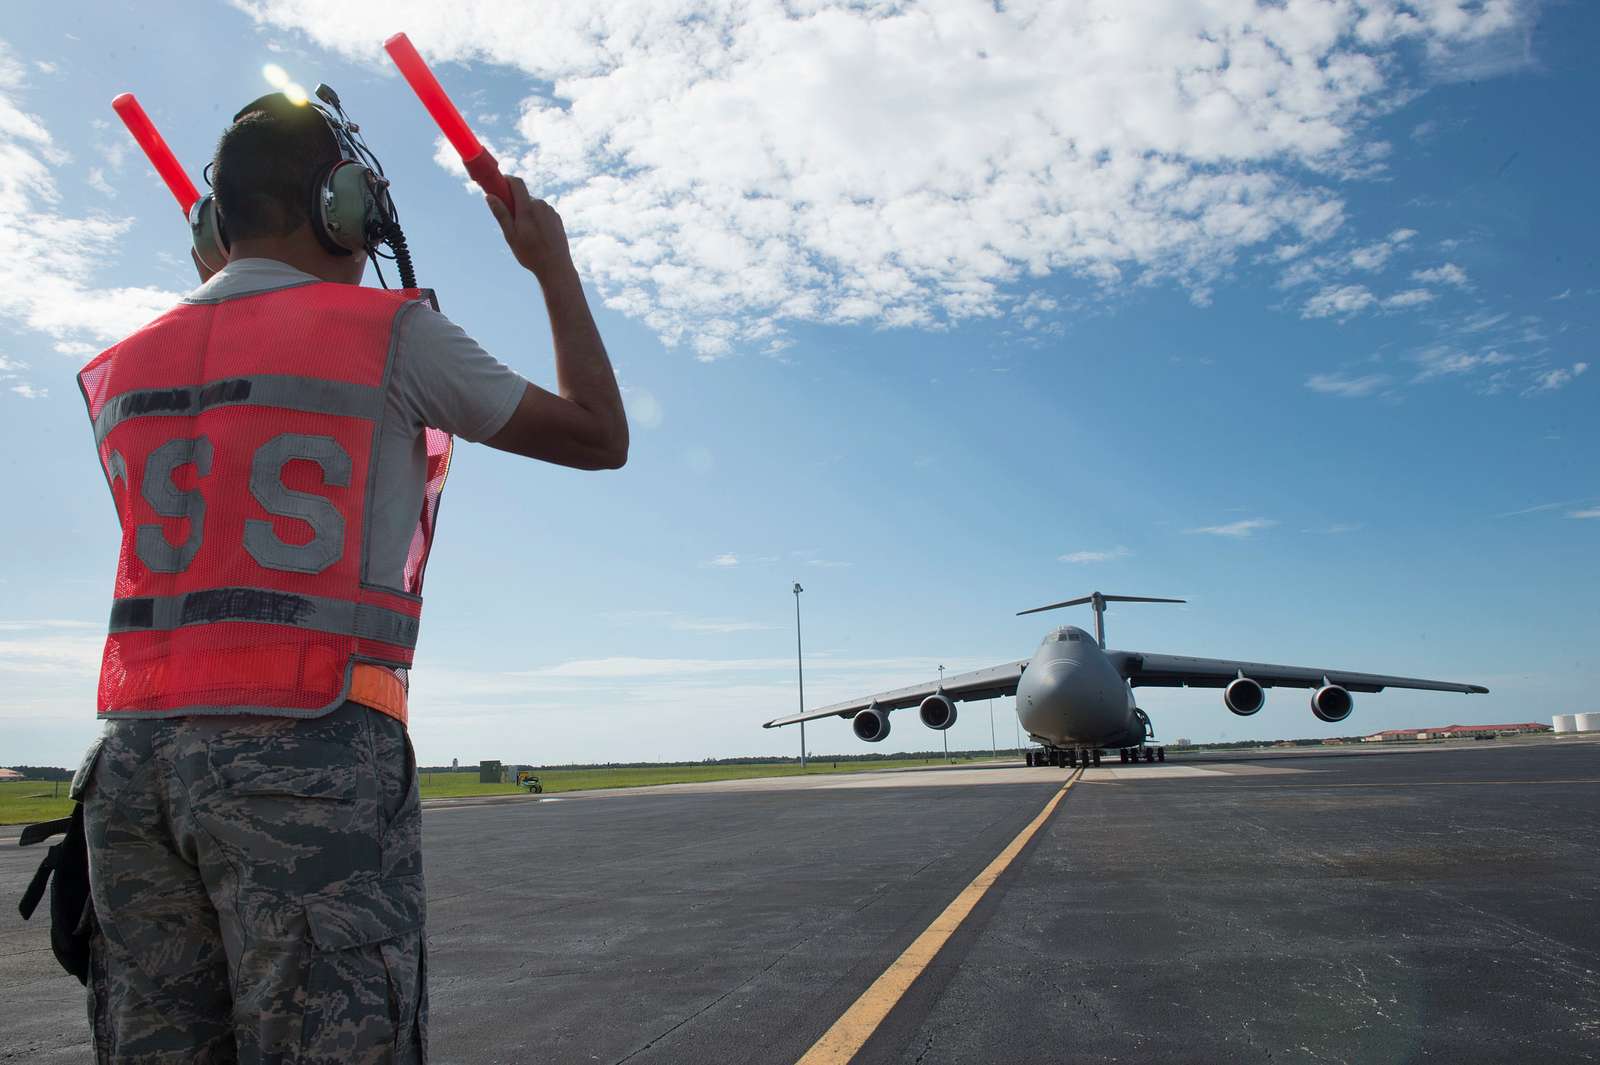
[1553,714,1577,733]
[1576,713,1600,733]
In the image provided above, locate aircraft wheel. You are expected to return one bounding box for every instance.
[1067,749,1077,767]
[1144,748,1154,763]
[1118,748,1128,763]
[1024,752,1033,767]
[1157,747,1166,763]
[1092,750,1102,766]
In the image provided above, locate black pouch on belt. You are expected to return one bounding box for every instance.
[17,803,93,985]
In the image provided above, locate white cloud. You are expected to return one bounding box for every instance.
[86,166,116,198]
[1382,287,1435,309]
[1525,362,1588,395]
[9,383,46,399]
[1059,546,1131,564]
[805,559,852,569]
[1412,345,1516,382]
[704,553,740,568]
[1188,518,1278,538]
[1303,284,1377,319]
[238,0,1529,355]
[1411,262,1469,287]
[1305,371,1390,397]
[1570,507,1600,520]
[0,42,181,348]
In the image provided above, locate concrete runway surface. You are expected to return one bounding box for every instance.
[2,737,1596,1063]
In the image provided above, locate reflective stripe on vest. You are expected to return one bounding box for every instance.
[78,281,452,720]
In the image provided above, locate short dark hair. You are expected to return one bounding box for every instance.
[211,98,340,241]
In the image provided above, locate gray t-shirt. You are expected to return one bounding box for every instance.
[190,259,526,589]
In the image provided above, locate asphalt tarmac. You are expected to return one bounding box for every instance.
[2,737,1596,1064]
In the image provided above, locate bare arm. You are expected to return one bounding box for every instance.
[482,177,629,470]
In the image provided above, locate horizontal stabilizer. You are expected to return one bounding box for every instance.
[1017,593,1184,617]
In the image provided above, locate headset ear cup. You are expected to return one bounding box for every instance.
[189,196,229,275]
[316,160,378,254]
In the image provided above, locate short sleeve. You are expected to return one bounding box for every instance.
[390,304,528,442]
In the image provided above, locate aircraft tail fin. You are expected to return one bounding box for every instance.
[1016,591,1184,647]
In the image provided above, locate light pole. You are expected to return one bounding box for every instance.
[938,664,947,762]
[794,582,806,772]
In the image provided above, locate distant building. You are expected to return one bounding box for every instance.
[0,768,23,781]
[1362,722,1550,742]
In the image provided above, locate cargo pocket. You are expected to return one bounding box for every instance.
[300,875,426,1065]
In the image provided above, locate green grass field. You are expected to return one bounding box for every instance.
[0,780,74,826]
[417,755,993,799]
[0,756,997,825]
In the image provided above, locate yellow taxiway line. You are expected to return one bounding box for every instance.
[795,769,1081,1065]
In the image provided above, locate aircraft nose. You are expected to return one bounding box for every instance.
[1020,659,1077,733]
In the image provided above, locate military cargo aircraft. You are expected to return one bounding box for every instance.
[763,593,1489,767]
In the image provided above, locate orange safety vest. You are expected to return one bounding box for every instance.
[77,281,453,726]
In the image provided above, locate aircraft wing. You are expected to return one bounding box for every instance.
[1105,650,1488,695]
[762,659,1029,729]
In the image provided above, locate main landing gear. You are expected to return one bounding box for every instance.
[1026,748,1102,768]
[1118,746,1167,764]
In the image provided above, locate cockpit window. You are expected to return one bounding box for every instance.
[1054,631,1080,642]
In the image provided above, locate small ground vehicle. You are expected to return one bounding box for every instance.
[517,771,544,794]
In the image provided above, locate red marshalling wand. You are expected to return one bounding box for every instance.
[384,32,516,216]
[110,93,200,216]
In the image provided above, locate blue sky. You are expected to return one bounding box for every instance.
[1,0,1595,767]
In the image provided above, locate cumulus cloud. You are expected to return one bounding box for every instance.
[1059,546,1131,564]
[1412,262,1469,286]
[0,44,180,349]
[1382,287,1435,308]
[1303,284,1377,319]
[9,383,47,399]
[1569,507,1600,520]
[238,0,1530,356]
[1187,518,1278,537]
[1305,371,1391,397]
[704,553,740,567]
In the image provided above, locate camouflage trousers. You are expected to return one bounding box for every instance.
[80,701,427,1064]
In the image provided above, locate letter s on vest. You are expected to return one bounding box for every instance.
[77,283,453,718]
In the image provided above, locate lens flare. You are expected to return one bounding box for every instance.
[283,82,310,106]
[262,63,289,89]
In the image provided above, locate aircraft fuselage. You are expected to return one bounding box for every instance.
[1017,626,1144,749]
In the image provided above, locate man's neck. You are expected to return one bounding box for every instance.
[226,233,362,285]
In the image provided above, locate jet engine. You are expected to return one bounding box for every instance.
[1311,684,1354,723]
[918,693,958,731]
[852,706,891,742]
[1224,676,1265,716]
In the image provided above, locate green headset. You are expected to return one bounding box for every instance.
[191,85,416,288]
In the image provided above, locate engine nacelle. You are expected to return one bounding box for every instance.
[1311,684,1354,723]
[852,706,891,742]
[919,693,958,731]
[1224,676,1265,716]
